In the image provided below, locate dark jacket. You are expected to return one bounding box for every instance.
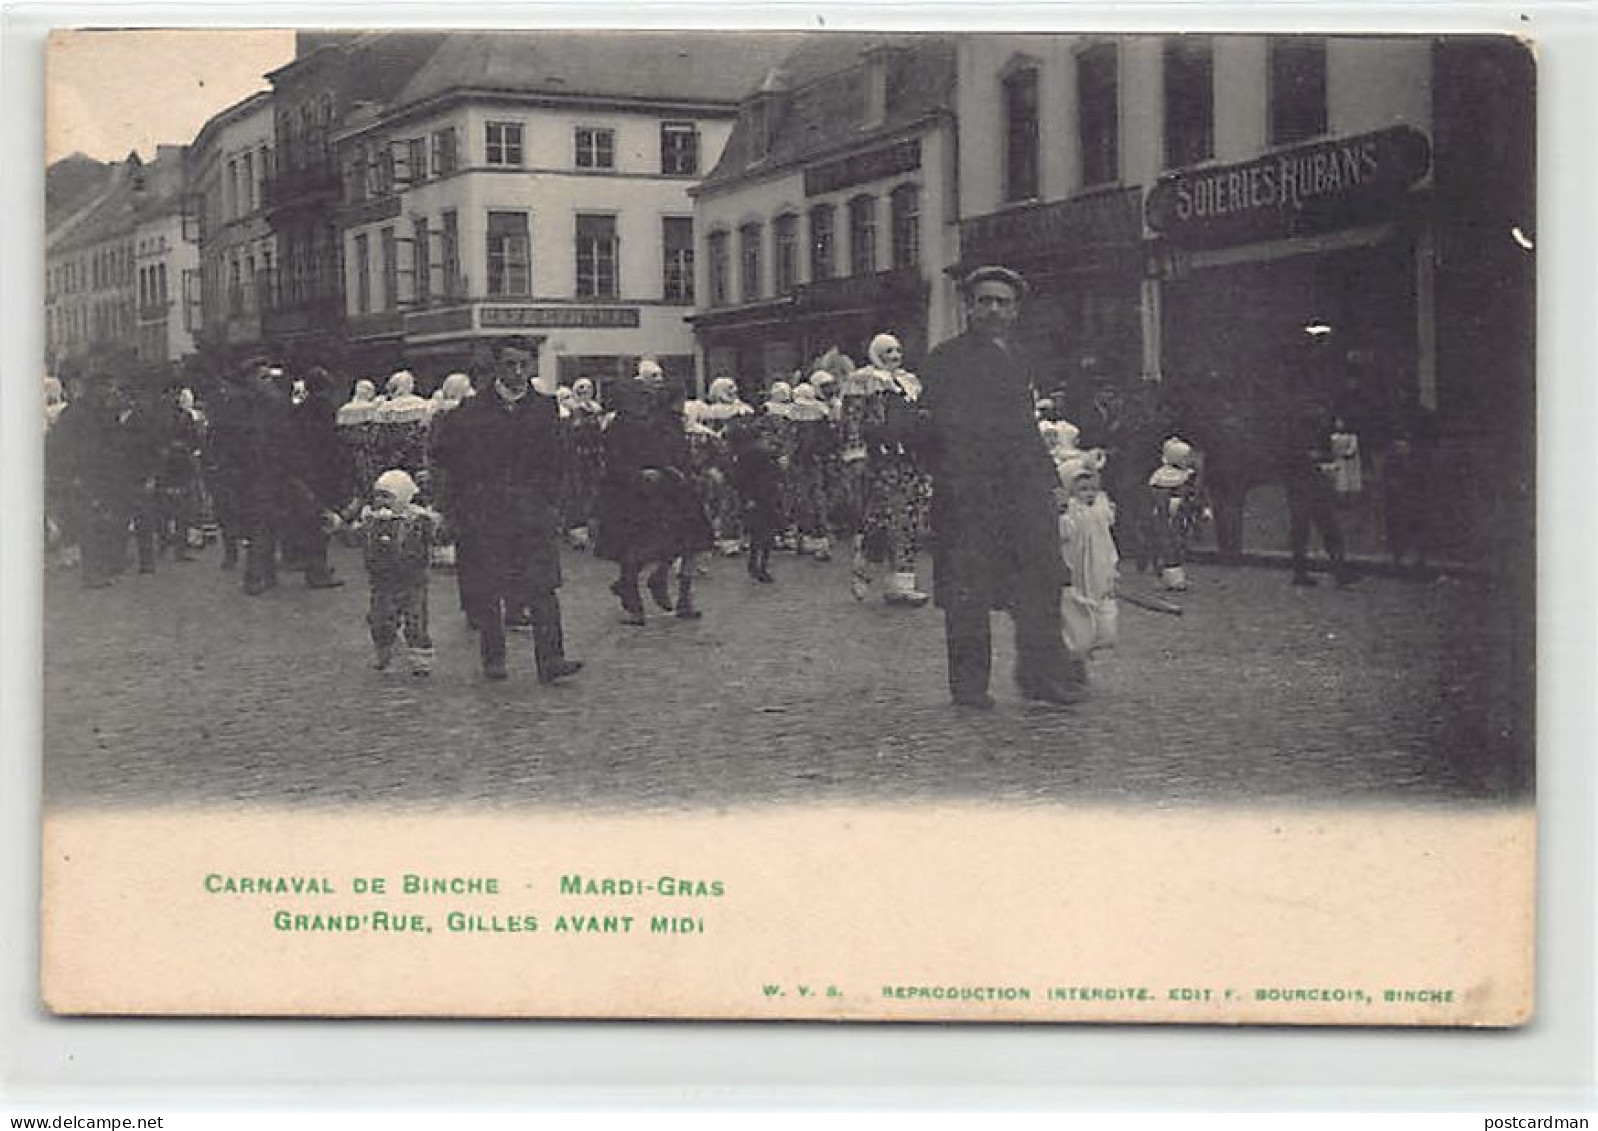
[431,387,565,593]
[920,331,1066,610]
[594,392,712,562]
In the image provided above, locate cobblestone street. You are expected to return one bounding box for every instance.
[41,542,1531,810]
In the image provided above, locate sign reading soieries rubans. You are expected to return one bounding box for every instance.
[1145,126,1431,248]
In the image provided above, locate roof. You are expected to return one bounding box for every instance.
[48,149,188,254]
[390,30,806,113]
[698,32,958,193]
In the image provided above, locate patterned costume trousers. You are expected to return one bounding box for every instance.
[369,579,433,672]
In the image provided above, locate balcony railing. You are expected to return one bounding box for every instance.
[262,164,342,211]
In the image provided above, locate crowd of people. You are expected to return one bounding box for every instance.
[43,265,1440,707]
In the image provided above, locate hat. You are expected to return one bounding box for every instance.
[960,265,1028,298]
[373,469,419,505]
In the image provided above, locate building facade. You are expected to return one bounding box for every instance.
[262,32,449,366]
[691,34,961,394]
[956,35,1462,418]
[46,147,198,379]
[188,90,276,362]
[330,31,794,393]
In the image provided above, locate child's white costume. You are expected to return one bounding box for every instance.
[1056,457,1119,658]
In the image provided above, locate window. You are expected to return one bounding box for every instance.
[661,122,700,175]
[576,127,616,170]
[848,195,877,275]
[440,210,461,297]
[242,152,255,212]
[1269,37,1328,146]
[662,216,694,304]
[354,234,370,313]
[1078,43,1120,187]
[413,216,432,305]
[1163,37,1215,168]
[738,222,763,302]
[773,213,799,294]
[486,121,524,167]
[376,147,396,195]
[348,150,369,202]
[708,230,730,306]
[809,205,835,281]
[575,214,619,299]
[486,210,531,296]
[431,128,459,176]
[380,226,398,311]
[407,138,428,184]
[1003,66,1040,202]
[889,184,921,269]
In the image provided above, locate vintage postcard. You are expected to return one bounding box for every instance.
[38,27,1535,1023]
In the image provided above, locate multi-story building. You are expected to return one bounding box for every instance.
[46,146,197,379]
[690,33,960,393]
[188,90,276,361]
[330,31,796,392]
[133,145,200,367]
[262,31,449,366]
[954,33,1531,431]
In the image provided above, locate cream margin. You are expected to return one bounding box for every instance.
[42,804,1534,1023]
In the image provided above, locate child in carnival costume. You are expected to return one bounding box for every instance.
[1148,436,1205,592]
[347,468,441,676]
[1055,453,1120,661]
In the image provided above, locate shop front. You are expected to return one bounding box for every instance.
[1146,125,1433,414]
[954,186,1146,408]
[691,266,930,399]
[1144,125,1435,561]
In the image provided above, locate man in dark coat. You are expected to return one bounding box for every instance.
[920,266,1083,709]
[232,362,295,596]
[283,366,351,589]
[432,343,582,683]
[47,380,134,589]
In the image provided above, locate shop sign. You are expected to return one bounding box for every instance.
[805,139,922,197]
[1146,126,1431,247]
[479,306,641,329]
[960,187,1143,267]
[405,307,474,336]
[795,267,926,313]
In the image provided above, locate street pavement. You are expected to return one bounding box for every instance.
[41,540,1532,810]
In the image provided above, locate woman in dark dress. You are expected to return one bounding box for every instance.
[594,368,713,624]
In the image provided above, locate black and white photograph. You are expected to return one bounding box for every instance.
[34,25,1538,1024]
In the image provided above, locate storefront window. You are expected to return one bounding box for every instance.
[1163,37,1214,168]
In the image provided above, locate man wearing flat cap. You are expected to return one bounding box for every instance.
[431,341,582,684]
[919,265,1085,709]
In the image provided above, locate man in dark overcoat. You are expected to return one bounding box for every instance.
[237,362,295,596]
[920,266,1083,709]
[283,366,351,589]
[47,380,135,589]
[431,343,582,684]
